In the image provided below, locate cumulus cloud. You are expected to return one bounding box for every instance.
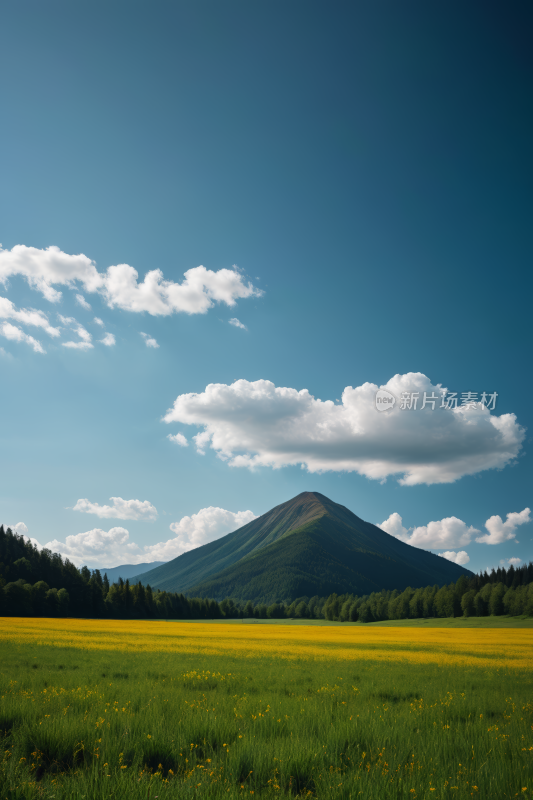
[379,513,479,548]
[0,346,12,359]
[41,506,257,567]
[0,322,45,353]
[0,296,60,337]
[100,332,116,346]
[145,507,258,561]
[380,507,531,553]
[0,245,102,302]
[439,550,470,565]
[500,557,522,567]
[229,318,247,330]
[168,433,188,447]
[163,373,525,486]
[93,317,105,326]
[72,497,158,521]
[1,522,42,551]
[10,522,28,534]
[475,508,531,545]
[46,527,143,568]
[0,245,261,315]
[75,293,91,310]
[140,332,159,348]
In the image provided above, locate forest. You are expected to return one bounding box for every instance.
[1,524,532,622]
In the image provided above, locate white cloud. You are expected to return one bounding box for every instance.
[0,322,45,353]
[193,431,211,455]
[229,317,247,330]
[72,497,158,521]
[500,557,522,567]
[163,373,525,486]
[2,522,42,551]
[46,527,144,568]
[145,507,258,561]
[75,324,91,343]
[380,507,531,552]
[0,346,12,359]
[0,245,103,302]
[439,550,470,565]
[11,522,28,534]
[103,263,260,316]
[0,296,60,337]
[62,340,93,351]
[0,244,261,315]
[475,508,531,545]
[100,332,116,346]
[140,332,159,348]
[168,433,188,447]
[75,293,91,310]
[379,513,479,548]
[93,317,105,326]
[377,512,409,541]
[41,506,257,568]
[59,315,94,350]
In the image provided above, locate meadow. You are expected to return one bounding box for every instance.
[0,618,532,800]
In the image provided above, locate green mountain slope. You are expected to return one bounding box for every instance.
[131,492,331,591]
[132,492,472,601]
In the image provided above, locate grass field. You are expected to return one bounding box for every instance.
[0,618,532,799]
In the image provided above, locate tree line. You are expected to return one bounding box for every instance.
[1,524,532,621]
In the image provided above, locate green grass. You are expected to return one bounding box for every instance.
[0,638,532,800]
[369,616,533,628]
[161,615,533,627]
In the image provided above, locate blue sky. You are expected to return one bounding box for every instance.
[1,0,531,575]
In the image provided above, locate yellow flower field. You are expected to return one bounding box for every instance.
[1,617,532,670]
[1,617,532,799]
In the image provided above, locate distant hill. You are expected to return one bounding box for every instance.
[131,492,472,603]
[100,562,165,584]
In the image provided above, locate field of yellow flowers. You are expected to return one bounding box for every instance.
[0,618,532,799]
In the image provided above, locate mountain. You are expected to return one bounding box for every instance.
[131,492,472,603]
[100,562,165,583]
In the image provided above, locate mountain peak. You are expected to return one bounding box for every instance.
[132,491,472,602]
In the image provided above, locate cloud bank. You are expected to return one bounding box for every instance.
[379,513,479,548]
[38,506,256,567]
[379,508,531,557]
[163,373,525,485]
[73,497,158,521]
[0,245,261,316]
[164,507,257,556]
[46,527,140,568]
